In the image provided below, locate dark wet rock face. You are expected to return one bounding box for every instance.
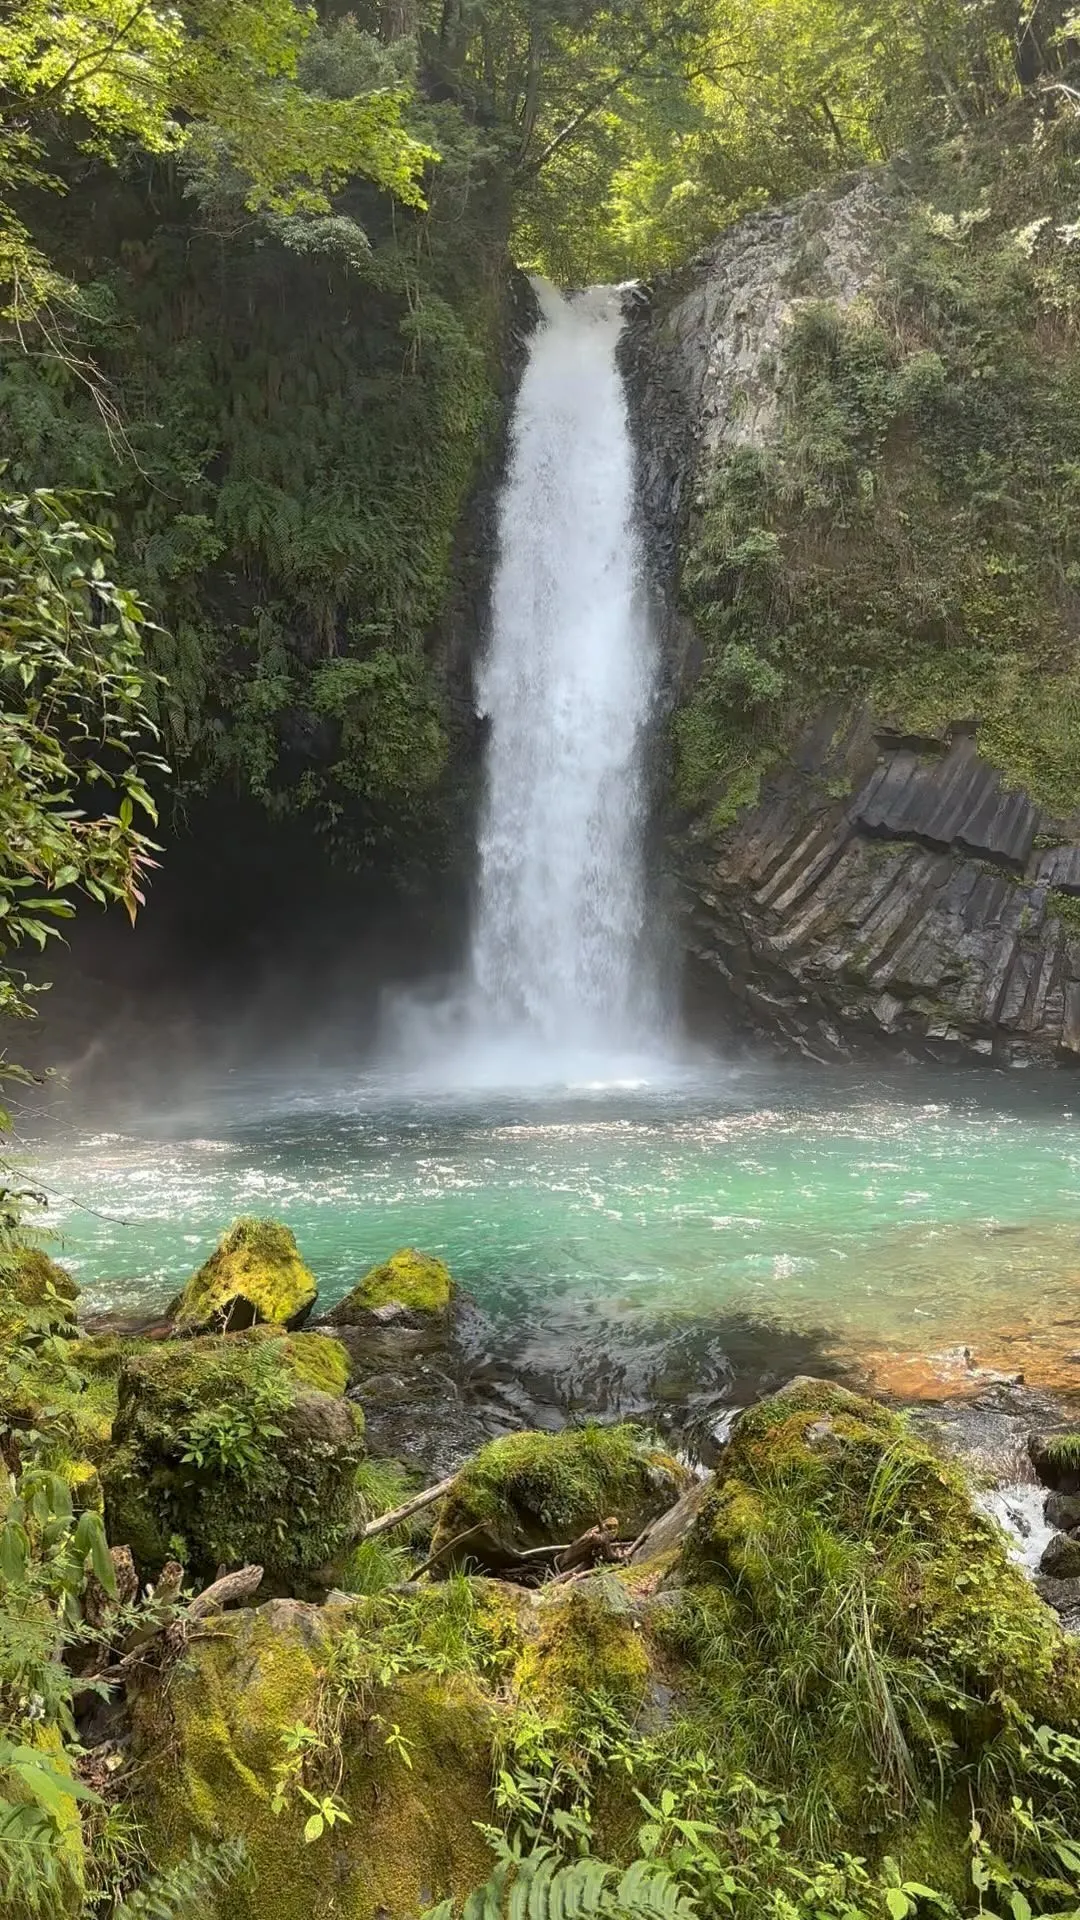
[1030,1429,1080,1493]
[676,711,1080,1065]
[1047,1490,1080,1531]
[1040,1532,1080,1579]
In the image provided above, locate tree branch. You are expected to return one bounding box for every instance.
[517,14,693,179]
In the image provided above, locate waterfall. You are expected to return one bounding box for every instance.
[465,280,662,1070]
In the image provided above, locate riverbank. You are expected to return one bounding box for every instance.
[6,1218,1080,1918]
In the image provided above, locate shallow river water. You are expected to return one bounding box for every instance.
[20,1061,1080,1406]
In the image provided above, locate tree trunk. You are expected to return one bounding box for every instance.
[381,0,417,44]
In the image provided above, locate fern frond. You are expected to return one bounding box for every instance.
[426,1844,699,1920]
[112,1835,248,1920]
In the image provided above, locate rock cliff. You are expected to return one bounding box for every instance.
[625,128,1080,1063]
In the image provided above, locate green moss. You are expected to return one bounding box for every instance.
[101,1331,365,1581]
[676,1379,1080,1861]
[707,756,769,831]
[0,1245,78,1339]
[171,1219,318,1333]
[431,1425,690,1571]
[517,1578,651,1717]
[1048,892,1080,938]
[675,117,1080,820]
[130,1598,499,1920]
[336,1248,453,1318]
[64,1457,103,1513]
[279,1333,350,1398]
[0,1327,126,1490]
[121,1374,1080,1913]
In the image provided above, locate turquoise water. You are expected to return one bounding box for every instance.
[21,1063,1080,1398]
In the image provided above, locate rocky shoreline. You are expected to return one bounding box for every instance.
[7,1215,1080,1918]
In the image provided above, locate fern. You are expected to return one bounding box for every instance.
[112,1836,248,1920]
[427,1841,698,1920]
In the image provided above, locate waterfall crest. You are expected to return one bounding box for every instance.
[465,281,662,1068]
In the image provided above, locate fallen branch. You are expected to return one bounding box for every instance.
[361,1473,457,1540]
[84,1563,263,1683]
[187,1563,263,1620]
[412,1523,485,1580]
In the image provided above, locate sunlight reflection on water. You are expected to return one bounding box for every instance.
[19,1062,1080,1396]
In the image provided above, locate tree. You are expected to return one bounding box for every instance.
[0,485,162,1038]
[0,0,435,335]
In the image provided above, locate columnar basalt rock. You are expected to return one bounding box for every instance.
[681,708,1080,1063]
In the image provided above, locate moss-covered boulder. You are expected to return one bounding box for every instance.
[102,1329,362,1581]
[121,1380,1080,1918]
[0,1316,128,1511]
[129,1594,504,1920]
[516,1572,652,1716]
[0,1244,78,1340]
[169,1218,318,1334]
[430,1424,691,1572]
[676,1377,1080,1881]
[327,1248,453,1326]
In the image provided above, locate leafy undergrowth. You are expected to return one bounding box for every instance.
[676,105,1080,827]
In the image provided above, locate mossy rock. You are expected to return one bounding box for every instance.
[169,1218,318,1334]
[121,1376,1080,1911]
[278,1331,350,1397]
[1030,1429,1080,1494]
[128,1597,498,1920]
[0,1244,78,1340]
[517,1574,652,1717]
[102,1329,363,1582]
[684,1378,1080,1776]
[431,1424,691,1573]
[0,1324,128,1495]
[327,1248,453,1325]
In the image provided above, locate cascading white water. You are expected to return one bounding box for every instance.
[465,280,662,1067]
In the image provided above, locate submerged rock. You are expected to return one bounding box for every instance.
[429,1423,691,1572]
[102,1328,362,1582]
[169,1217,318,1334]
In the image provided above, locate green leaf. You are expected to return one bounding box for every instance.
[303,1813,324,1843]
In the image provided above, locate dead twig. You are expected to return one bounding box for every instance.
[361,1473,457,1540]
[412,1523,485,1580]
[84,1563,263,1684]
